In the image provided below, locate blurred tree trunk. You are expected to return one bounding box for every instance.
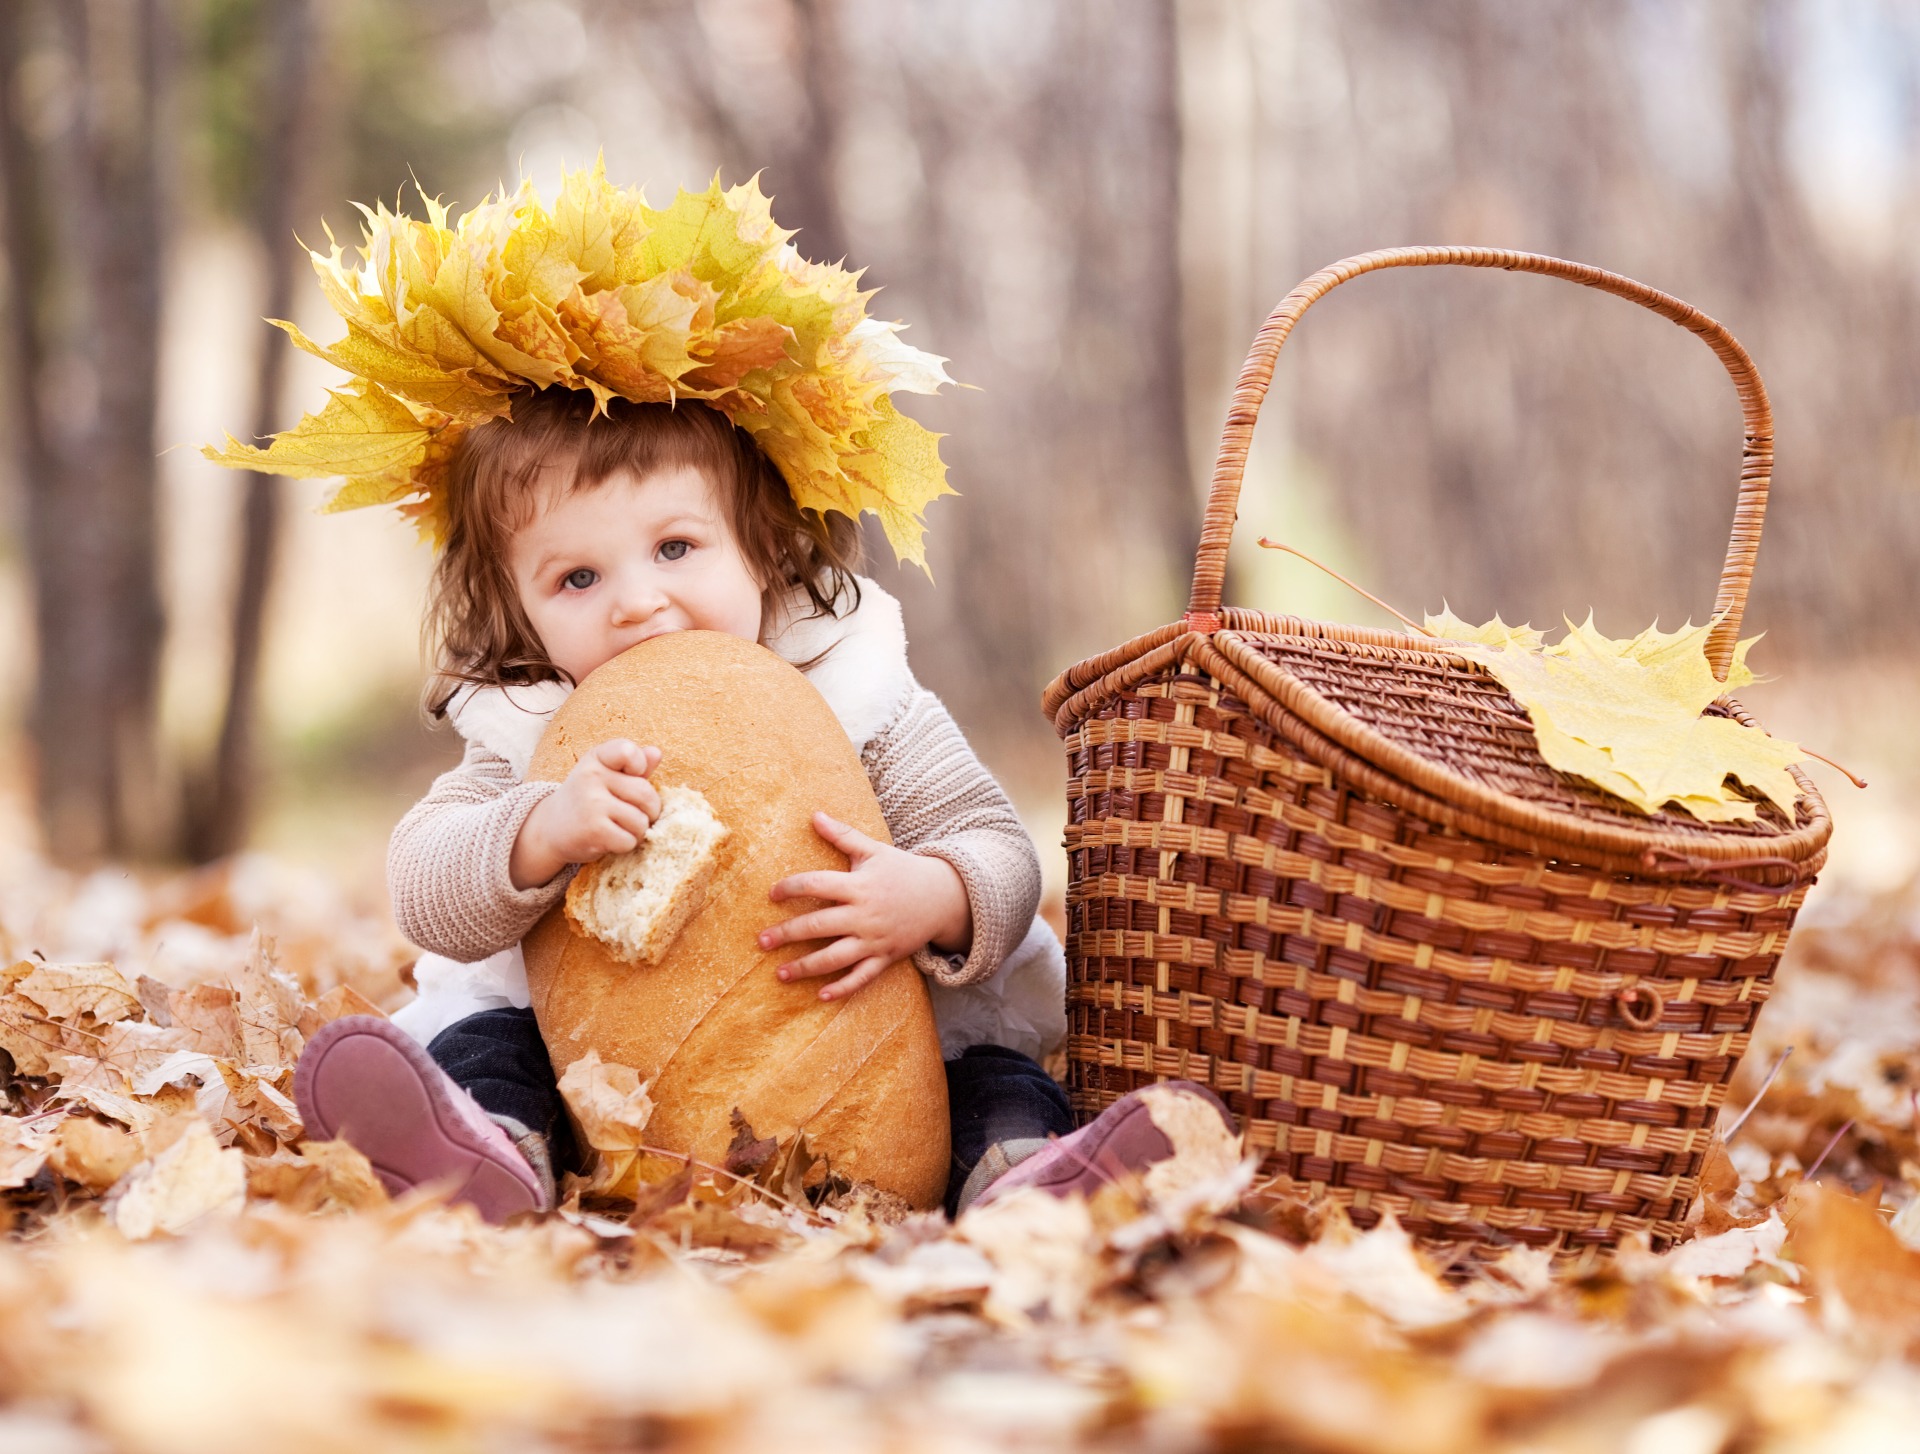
[760,0,849,266]
[614,0,1194,771]
[876,0,1195,755]
[183,0,315,861]
[613,0,849,264]
[1265,0,1920,654]
[0,0,171,862]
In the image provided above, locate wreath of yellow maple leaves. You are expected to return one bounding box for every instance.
[204,162,954,566]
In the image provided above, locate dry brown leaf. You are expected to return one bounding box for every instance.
[90,1020,193,1084]
[1664,1211,1788,1280]
[725,1110,778,1180]
[0,990,62,1078]
[214,1063,303,1141]
[557,1050,655,1196]
[765,1132,821,1207]
[2,841,1920,1454]
[51,1057,157,1134]
[0,1115,56,1189]
[166,981,244,1061]
[644,1194,806,1256]
[231,931,306,1068]
[15,961,142,1025]
[626,1165,697,1226]
[247,1139,389,1214]
[295,984,385,1040]
[110,1119,247,1240]
[1784,1179,1920,1351]
[133,973,175,1026]
[958,1190,1103,1324]
[50,1116,141,1192]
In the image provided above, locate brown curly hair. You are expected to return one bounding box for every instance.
[423,390,863,715]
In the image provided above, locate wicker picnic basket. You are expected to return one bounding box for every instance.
[1042,247,1831,1256]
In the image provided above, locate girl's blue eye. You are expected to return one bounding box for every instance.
[658,539,691,562]
[563,568,597,590]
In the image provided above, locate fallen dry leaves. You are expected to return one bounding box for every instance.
[0,849,1916,1452]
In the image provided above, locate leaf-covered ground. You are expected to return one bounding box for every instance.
[0,842,1914,1454]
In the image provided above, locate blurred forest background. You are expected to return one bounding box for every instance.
[0,0,1915,908]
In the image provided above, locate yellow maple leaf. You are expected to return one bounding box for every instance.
[1424,606,1546,653]
[684,314,794,391]
[201,383,434,481]
[1434,611,1804,822]
[273,319,512,424]
[840,397,954,570]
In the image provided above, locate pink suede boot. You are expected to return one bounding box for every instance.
[294,1015,549,1222]
[969,1080,1240,1211]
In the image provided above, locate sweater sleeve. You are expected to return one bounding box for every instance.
[860,689,1042,989]
[387,739,572,962]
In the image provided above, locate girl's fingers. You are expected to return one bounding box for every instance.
[768,869,856,905]
[603,802,652,847]
[591,740,662,779]
[819,956,892,1002]
[591,738,644,772]
[604,771,662,821]
[760,907,857,954]
[588,824,640,858]
[810,812,881,864]
[774,935,868,982]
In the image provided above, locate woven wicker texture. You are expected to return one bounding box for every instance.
[1045,248,1832,1254]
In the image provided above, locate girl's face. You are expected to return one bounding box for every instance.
[508,463,763,685]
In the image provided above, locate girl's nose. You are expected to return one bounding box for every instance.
[608,572,669,627]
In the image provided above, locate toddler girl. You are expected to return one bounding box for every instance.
[294,389,1230,1217]
[204,169,1237,1218]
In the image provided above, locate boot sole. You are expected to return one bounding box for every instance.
[293,1015,543,1222]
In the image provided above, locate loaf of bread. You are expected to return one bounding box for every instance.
[523,631,951,1210]
[565,785,730,966]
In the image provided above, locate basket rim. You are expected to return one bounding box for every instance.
[1042,609,1832,882]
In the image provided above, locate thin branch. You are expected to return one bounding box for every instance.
[1799,748,1867,791]
[1803,1119,1853,1182]
[189,0,316,858]
[1256,538,1437,637]
[1720,1045,1792,1142]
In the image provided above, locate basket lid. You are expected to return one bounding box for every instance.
[1044,612,1829,882]
[1044,247,1833,884]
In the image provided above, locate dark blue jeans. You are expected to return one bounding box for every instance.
[942,1044,1073,1214]
[429,1009,1072,1215]
[428,1008,578,1169]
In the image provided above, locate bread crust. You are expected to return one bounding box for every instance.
[523,632,950,1209]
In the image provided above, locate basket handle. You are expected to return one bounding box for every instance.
[1185,247,1774,680]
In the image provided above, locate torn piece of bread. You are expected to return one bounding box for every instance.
[565,785,730,966]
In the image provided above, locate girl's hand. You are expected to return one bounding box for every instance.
[759,813,973,1001]
[509,740,662,890]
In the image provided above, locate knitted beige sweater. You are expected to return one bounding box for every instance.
[386,578,1067,1061]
